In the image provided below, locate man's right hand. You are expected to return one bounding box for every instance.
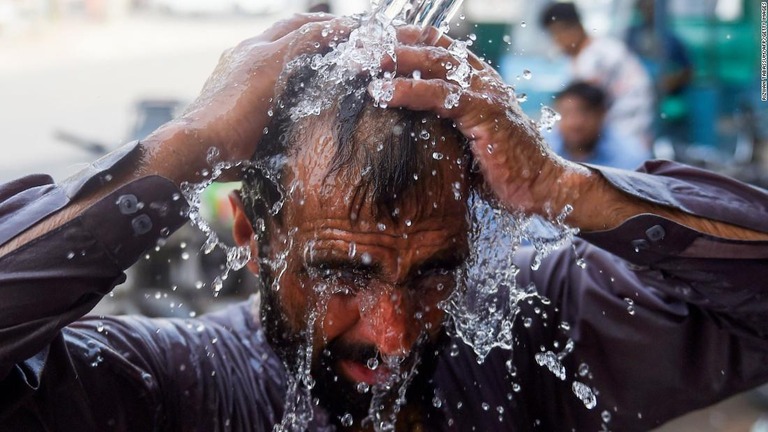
[382,26,587,220]
[144,13,356,185]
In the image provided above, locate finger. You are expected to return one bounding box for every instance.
[283,18,359,58]
[395,27,486,70]
[376,77,464,119]
[261,13,336,42]
[389,45,462,79]
[396,25,453,48]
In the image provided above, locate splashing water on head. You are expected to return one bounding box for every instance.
[174,0,599,429]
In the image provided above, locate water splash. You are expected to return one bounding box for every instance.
[444,194,578,360]
[572,381,597,409]
[180,158,287,296]
[538,105,562,132]
[289,12,398,120]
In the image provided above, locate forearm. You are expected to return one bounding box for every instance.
[0,122,196,259]
[561,165,768,241]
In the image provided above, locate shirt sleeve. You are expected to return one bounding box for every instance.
[509,160,768,430]
[0,141,189,382]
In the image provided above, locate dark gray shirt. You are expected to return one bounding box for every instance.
[1,143,768,431]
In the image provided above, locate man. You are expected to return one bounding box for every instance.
[1,12,768,432]
[540,2,655,148]
[626,0,693,97]
[547,81,650,170]
[625,0,693,137]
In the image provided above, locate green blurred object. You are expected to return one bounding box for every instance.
[667,0,759,148]
[660,94,687,121]
[469,22,508,67]
[671,8,757,86]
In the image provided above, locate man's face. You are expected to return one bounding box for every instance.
[235,114,470,424]
[555,95,604,155]
[546,22,585,56]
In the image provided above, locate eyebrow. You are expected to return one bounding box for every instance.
[304,247,467,283]
[305,255,383,277]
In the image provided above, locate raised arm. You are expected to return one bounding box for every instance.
[0,14,353,381]
[0,14,353,259]
[383,27,768,241]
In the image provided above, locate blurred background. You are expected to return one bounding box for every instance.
[0,0,766,430]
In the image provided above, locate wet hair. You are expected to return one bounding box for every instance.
[539,2,582,28]
[555,81,608,111]
[240,64,468,239]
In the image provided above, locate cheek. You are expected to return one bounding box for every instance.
[319,294,360,341]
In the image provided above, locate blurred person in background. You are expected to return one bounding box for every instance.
[540,1,654,148]
[626,0,693,96]
[625,0,693,140]
[547,81,650,170]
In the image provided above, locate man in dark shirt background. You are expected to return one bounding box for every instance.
[1,13,768,432]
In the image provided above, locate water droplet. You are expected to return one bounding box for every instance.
[206,146,220,164]
[367,358,379,370]
[340,413,354,427]
[601,410,612,423]
[356,382,370,393]
[181,252,190,260]
[523,317,533,328]
[538,105,562,131]
[212,277,224,296]
[96,322,105,333]
[625,298,636,315]
[449,343,460,357]
[578,363,589,377]
[521,21,527,27]
[535,351,566,380]
[522,69,532,79]
[432,152,444,160]
[505,360,517,376]
[572,381,597,409]
[361,252,372,265]
[516,93,528,103]
[444,92,460,109]
[432,395,442,408]
[419,129,430,140]
[66,251,75,260]
[348,242,357,258]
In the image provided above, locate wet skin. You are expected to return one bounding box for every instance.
[231,115,470,413]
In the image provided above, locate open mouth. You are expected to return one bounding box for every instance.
[338,359,394,385]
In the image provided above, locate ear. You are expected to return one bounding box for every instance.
[229,190,261,275]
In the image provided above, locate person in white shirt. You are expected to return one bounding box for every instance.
[540,2,654,148]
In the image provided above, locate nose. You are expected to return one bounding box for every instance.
[357,287,418,358]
